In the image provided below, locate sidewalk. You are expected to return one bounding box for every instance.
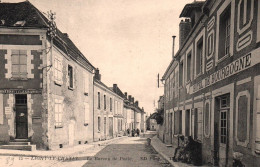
[150,136,209,167]
[0,136,127,157]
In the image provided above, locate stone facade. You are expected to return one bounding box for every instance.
[162,0,260,166]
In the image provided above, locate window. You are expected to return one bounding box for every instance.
[104,95,106,110]
[110,98,112,111]
[179,61,183,87]
[11,50,27,78]
[98,92,100,109]
[98,117,101,131]
[196,40,203,76]
[55,99,63,128]
[68,65,73,88]
[54,54,63,84]
[186,53,192,81]
[84,102,89,125]
[84,72,89,94]
[236,91,250,147]
[219,5,231,60]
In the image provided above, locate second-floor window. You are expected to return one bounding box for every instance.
[98,92,100,109]
[219,5,231,60]
[179,61,184,87]
[68,65,73,88]
[104,95,106,110]
[196,40,203,76]
[11,50,27,78]
[186,53,192,81]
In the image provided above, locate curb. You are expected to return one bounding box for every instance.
[0,136,127,157]
[150,137,180,167]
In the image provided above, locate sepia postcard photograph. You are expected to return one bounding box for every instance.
[0,0,259,166]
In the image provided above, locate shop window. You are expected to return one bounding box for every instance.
[219,5,231,61]
[55,99,63,128]
[11,50,27,78]
[68,65,73,88]
[98,92,101,109]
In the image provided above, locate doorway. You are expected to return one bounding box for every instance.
[214,94,230,166]
[15,94,28,139]
[185,109,191,136]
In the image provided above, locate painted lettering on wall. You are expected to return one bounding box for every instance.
[0,89,42,94]
[192,53,252,93]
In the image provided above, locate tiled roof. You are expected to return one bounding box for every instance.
[0,1,95,70]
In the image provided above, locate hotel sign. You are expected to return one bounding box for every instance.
[0,89,42,94]
[191,48,260,94]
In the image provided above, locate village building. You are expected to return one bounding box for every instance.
[0,1,95,150]
[162,0,260,166]
[93,70,124,141]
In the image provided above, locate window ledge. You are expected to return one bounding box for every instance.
[216,53,230,65]
[68,86,74,91]
[54,81,62,86]
[10,78,28,81]
[55,125,63,129]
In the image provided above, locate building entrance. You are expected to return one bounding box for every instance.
[15,94,28,139]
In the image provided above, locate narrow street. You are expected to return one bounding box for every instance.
[0,133,172,167]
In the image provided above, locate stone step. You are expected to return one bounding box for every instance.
[9,142,31,145]
[13,139,29,142]
[0,145,36,151]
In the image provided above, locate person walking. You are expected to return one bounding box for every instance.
[136,128,140,137]
[127,128,130,137]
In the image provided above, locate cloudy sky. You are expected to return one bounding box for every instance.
[4,0,195,115]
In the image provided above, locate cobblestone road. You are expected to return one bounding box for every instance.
[0,135,172,167]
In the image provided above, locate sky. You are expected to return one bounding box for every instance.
[4,0,196,115]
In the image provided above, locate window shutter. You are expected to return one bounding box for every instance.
[84,73,89,93]
[256,85,260,152]
[84,102,90,124]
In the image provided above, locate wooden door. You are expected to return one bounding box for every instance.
[15,94,28,139]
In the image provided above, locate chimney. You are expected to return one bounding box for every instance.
[135,101,139,107]
[128,95,132,101]
[172,36,176,59]
[124,92,128,98]
[63,33,69,38]
[113,84,117,93]
[132,97,135,103]
[179,19,191,48]
[94,68,101,81]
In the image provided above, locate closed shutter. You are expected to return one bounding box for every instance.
[256,85,260,152]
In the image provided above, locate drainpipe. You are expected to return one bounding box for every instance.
[92,71,95,142]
